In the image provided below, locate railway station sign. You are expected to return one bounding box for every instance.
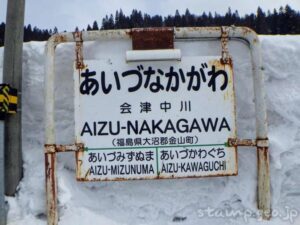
[45,28,271,224]
[74,56,237,181]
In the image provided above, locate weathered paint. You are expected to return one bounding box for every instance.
[45,152,58,225]
[73,31,85,70]
[131,27,174,50]
[220,26,231,65]
[228,138,257,147]
[44,143,84,153]
[227,138,269,148]
[257,146,271,220]
[44,144,56,153]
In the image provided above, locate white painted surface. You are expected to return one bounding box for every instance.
[74,57,237,180]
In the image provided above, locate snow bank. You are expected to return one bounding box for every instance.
[0,35,299,225]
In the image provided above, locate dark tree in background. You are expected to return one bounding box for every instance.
[0,4,299,47]
[101,5,300,34]
[256,7,268,34]
[92,21,99,30]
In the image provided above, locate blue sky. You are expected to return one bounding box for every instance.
[1,0,300,31]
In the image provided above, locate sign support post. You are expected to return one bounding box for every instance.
[257,141,271,219]
[45,150,58,225]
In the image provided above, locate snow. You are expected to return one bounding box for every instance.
[0,35,300,225]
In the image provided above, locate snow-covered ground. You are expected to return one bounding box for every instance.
[0,35,300,225]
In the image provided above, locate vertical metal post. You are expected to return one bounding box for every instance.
[249,35,271,219]
[0,122,6,225]
[45,37,58,225]
[257,146,271,219]
[3,0,25,196]
[45,152,58,225]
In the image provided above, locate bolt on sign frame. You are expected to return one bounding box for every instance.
[44,27,270,225]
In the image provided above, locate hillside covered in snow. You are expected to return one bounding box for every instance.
[0,34,300,225]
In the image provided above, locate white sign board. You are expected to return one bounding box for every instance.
[74,56,237,181]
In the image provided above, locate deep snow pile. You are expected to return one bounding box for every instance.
[0,35,300,225]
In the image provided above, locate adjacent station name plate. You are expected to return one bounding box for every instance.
[74,56,237,181]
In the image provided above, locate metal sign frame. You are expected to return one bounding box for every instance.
[44,27,270,225]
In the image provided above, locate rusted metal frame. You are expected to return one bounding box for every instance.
[45,152,57,225]
[221,26,231,64]
[174,27,270,219]
[173,27,268,137]
[127,27,178,62]
[45,31,131,225]
[44,143,84,154]
[45,27,270,224]
[257,146,270,219]
[45,34,58,225]
[242,28,270,220]
[228,138,257,147]
[228,138,269,147]
[44,142,84,225]
[73,32,85,70]
[131,27,174,50]
[174,28,268,139]
[235,29,270,219]
[45,31,122,225]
